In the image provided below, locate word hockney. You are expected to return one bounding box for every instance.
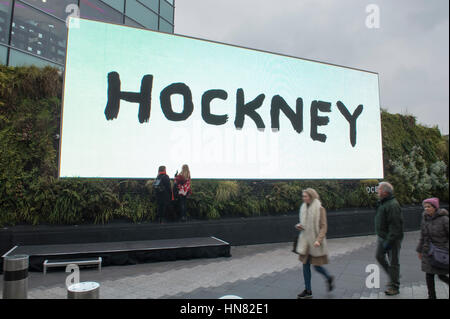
[60,18,383,179]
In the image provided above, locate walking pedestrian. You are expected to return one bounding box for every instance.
[375,181,404,296]
[416,197,449,299]
[154,166,171,223]
[295,188,334,299]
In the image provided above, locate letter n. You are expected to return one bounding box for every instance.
[270,95,303,133]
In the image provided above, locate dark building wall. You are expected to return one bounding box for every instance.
[2,204,444,258]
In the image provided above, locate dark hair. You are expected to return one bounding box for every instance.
[158,166,166,173]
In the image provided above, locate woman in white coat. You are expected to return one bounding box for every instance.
[295,188,335,299]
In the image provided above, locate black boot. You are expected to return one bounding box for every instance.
[297,289,313,299]
[327,276,335,292]
[426,273,436,299]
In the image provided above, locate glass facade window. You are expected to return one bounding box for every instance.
[138,0,158,13]
[125,0,158,30]
[2,0,174,68]
[124,16,144,29]
[159,17,173,33]
[79,0,123,24]
[100,0,124,13]
[0,44,8,64]
[11,2,67,64]
[20,0,78,21]
[0,0,11,44]
[9,47,61,69]
[159,0,173,24]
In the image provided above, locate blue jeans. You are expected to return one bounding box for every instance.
[303,256,331,291]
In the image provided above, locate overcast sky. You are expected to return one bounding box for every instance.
[174,0,449,135]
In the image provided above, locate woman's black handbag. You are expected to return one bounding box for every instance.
[428,242,449,270]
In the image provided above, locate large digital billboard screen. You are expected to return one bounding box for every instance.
[59,18,383,179]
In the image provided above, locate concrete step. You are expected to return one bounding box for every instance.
[359,281,449,299]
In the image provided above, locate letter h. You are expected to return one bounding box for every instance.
[104,72,153,124]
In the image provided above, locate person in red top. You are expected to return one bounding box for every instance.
[174,164,192,222]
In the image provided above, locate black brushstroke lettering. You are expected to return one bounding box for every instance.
[310,100,331,143]
[270,95,303,133]
[337,101,363,147]
[160,83,194,121]
[234,88,265,130]
[104,72,153,124]
[201,89,229,126]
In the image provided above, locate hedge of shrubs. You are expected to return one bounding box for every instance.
[0,65,448,226]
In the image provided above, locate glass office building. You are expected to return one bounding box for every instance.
[0,0,175,69]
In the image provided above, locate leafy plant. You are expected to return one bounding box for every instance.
[0,65,448,226]
[390,146,448,204]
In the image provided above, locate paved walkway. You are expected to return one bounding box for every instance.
[2,231,448,299]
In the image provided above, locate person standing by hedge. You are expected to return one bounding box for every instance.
[154,166,172,223]
[174,164,192,222]
[416,197,449,299]
[295,188,335,299]
[375,181,404,296]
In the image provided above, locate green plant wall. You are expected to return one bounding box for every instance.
[0,65,448,226]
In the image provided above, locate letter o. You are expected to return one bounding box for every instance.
[160,83,194,121]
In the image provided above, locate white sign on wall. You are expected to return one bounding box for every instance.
[59,18,383,179]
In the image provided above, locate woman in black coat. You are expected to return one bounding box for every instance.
[416,197,449,299]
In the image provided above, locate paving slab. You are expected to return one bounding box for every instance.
[3,231,449,299]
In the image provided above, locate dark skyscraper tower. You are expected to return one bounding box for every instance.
[0,0,175,68]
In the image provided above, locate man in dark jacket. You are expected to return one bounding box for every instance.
[375,182,404,296]
[154,166,171,223]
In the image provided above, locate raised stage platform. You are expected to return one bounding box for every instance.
[2,237,231,272]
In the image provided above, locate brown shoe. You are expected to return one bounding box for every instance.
[385,287,400,296]
[384,282,392,294]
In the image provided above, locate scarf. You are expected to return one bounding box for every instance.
[296,198,328,257]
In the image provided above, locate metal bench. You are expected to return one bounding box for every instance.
[43,257,102,275]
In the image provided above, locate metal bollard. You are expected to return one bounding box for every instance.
[2,254,29,299]
[67,282,100,299]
